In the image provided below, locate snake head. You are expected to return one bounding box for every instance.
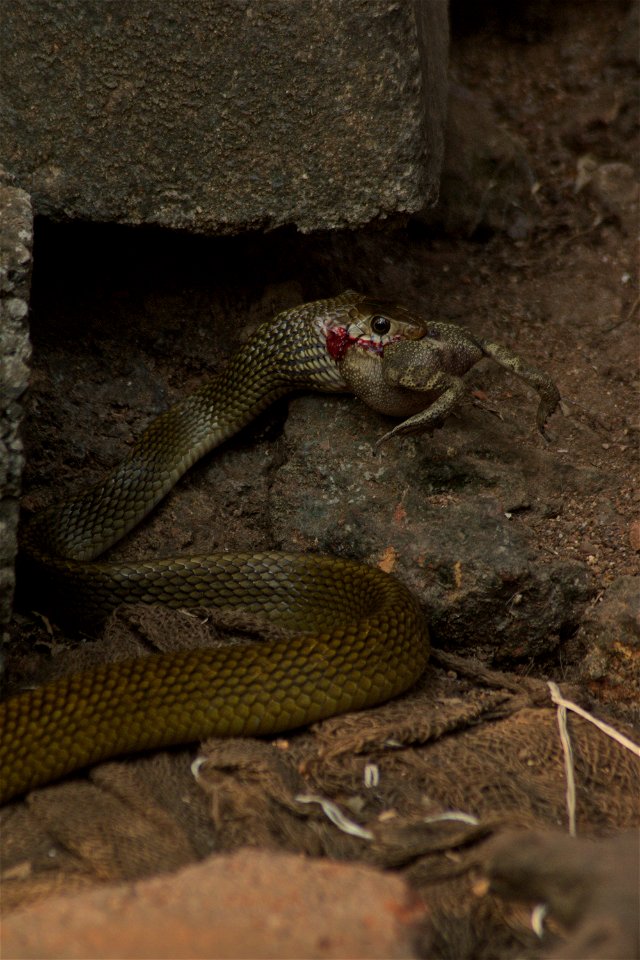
[324,297,426,363]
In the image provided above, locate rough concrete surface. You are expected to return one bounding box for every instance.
[0,0,448,234]
[0,849,425,959]
[0,172,32,632]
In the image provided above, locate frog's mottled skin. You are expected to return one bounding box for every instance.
[334,296,560,444]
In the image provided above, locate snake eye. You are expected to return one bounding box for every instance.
[371,315,391,335]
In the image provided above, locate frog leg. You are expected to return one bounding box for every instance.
[476,337,561,435]
[377,369,468,444]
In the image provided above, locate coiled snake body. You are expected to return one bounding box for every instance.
[2,290,560,803]
[2,292,433,803]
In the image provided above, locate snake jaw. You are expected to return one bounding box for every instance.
[324,325,404,362]
[322,297,426,364]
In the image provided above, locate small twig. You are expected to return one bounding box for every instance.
[431,647,540,698]
[547,682,640,757]
[549,681,577,837]
[548,681,640,838]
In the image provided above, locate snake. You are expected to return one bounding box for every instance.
[1,291,432,804]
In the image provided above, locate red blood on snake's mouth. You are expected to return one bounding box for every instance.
[325,327,390,362]
[325,326,351,361]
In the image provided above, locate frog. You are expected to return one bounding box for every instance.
[329,295,561,444]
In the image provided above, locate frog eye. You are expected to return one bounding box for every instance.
[371,315,391,335]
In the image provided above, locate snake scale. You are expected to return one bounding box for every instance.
[2,292,436,803]
[1,290,560,804]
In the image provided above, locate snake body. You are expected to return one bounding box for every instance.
[1,292,430,804]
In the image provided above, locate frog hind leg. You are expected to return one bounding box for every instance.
[476,337,561,436]
[377,372,468,445]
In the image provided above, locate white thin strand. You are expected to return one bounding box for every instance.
[295,793,374,840]
[423,811,480,826]
[547,682,640,757]
[550,683,577,837]
[364,763,380,788]
[531,903,548,939]
[190,755,208,781]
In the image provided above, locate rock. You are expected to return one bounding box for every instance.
[269,390,593,662]
[0,170,32,634]
[0,849,426,959]
[575,575,640,722]
[0,1,448,235]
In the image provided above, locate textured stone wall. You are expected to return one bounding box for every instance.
[0,173,32,632]
[0,0,448,235]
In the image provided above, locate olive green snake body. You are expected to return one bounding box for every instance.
[1,292,432,803]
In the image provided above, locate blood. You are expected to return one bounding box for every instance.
[325,326,352,361]
[325,326,397,362]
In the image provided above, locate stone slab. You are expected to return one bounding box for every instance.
[0,173,32,633]
[0,0,449,235]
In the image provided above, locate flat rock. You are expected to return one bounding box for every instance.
[0,848,425,960]
[269,390,593,661]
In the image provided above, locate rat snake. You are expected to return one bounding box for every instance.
[1,292,431,803]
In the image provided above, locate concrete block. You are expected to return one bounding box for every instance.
[0,0,448,234]
[0,172,32,631]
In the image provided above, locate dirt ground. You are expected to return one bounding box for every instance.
[2,2,639,958]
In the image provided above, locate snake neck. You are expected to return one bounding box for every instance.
[22,293,363,564]
[224,292,357,397]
